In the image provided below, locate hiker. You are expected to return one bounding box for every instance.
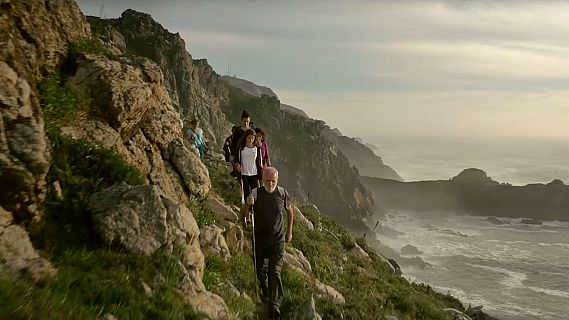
[186,117,207,158]
[230,110,251,163]
[223,125,238,162]
[243,167,294,320]
[235,129,262,200]
[254,128,271,170]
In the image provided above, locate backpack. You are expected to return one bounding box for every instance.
[251,186,289,210]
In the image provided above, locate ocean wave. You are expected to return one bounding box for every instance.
[525,286,569,299]
[538,242,569,248]
[466,264,526,289]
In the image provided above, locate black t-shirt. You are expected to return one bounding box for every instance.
[230,127,248,159]
[252,186,290,239]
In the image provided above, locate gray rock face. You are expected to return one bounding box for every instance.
[87,11,233,147]
[0,0,90,222]
[64,52,211,201]
[88,183,204,279]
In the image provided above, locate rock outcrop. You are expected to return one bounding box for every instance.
[88,183,229,319]
[0,0,90,223]
[87,10,232,146]
[362,170,569,221]
[88,183,204,277]
[199,225,231,262]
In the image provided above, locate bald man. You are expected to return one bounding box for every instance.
[244,167,294,319]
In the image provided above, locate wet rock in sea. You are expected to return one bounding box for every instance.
[401,244,423,255]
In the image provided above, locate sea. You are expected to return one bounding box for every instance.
[365,136,569,319]
[366,136,569,185]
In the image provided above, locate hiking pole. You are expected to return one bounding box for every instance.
[240,177,248,228]
[250,205,259,299]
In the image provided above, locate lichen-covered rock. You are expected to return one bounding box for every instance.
[88,183,204,279]
[176,261,229,320]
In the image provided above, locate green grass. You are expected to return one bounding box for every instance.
[0,248,200,320]
[69,38,119,61]
[39,76,86,136]
[205,158,242,207]
[187,199,217,228]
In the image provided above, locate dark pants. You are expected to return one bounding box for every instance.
[242,175,259,200]
[255,234,285,318]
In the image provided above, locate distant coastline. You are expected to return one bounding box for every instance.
[362,168,569,222]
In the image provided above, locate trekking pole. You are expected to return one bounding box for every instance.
[240,177,248,228]
[250,205,259,299]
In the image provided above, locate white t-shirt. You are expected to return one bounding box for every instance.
[240,146,258,176]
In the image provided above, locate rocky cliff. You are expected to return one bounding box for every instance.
[223,87,374,230]
[222,76,310,118]
[87,10,232,146]
[362,168,569,221]
[85,12,375,230]
[222,75,402,181]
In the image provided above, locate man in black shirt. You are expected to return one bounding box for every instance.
[244,167,294,319]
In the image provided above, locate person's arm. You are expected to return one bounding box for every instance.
[286,204,294,243]
[265,143,271,167]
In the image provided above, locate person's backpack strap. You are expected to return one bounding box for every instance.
[276,186,290,209]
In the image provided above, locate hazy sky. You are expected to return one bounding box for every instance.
[77,0,569,140]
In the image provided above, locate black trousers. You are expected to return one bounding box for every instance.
[242,175,259,200]
[255,235,285,315]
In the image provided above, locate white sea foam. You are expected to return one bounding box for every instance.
[467,264,527,289]
[525,286,569,299]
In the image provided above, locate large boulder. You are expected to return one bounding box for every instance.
[0,206,55,283]
[167,139,211,198]
[88,183,204,278]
